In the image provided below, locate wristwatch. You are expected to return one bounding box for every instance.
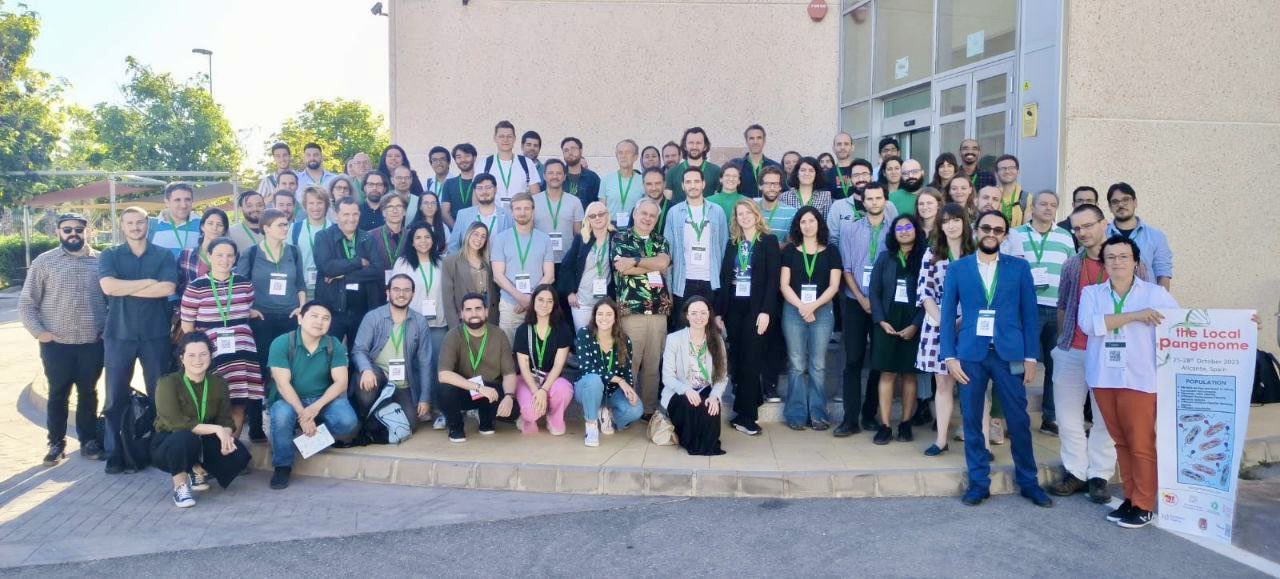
[633,257,641,268]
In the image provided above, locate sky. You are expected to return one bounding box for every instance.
[23,0,389,169]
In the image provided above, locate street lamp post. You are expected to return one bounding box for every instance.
[191,48,213,101]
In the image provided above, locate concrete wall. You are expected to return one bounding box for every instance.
[1061,0,1280,350]
[389,0,839,172]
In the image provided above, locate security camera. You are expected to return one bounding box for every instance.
[371,2,386,16]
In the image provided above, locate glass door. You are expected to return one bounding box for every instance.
[930,59,1015,170]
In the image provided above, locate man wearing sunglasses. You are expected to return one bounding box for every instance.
[939,210,1051,508]
[20,213,109,467]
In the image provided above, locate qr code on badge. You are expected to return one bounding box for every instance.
[1108,350,1122,363]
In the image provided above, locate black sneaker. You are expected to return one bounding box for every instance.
[1050,472,1087,496]
[732,419,762,436]
[42,442,66,466]
[104,458,124,475]
[873,424,892,445]
[1087,477,1112,504]
[448,427,467,443]
[80,440,105,461]
[1039,421,1059,437]
[832,422,860,437]
[763,384,781,403]
[1106,499,1134,522]
[1117,507,1154,528]
[860,417,878,432]
[896,421,914,442]
[911,405,934,427]
[270,467,292,490]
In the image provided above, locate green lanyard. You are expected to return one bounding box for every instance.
[1024,225,1048,264]
[1110,284,1132,335]
[381,227,399,264]
[304,221,319,253]
[764,201,780,229]
[868,221,883,259]
[459,178,475,207]
[342,236,356,260]
[737,238,754,274]
[749,158,763,186]
[693,341,710,382]
[655,198,669,233]
[169,217,191,250]
[896,250,907,269]
[197,246,211,268]
[494,158,513,191]
[546,193,564,228]
[947,247,957,261]
[836,166,851,199]
[513,229,532,268]
[476,213,497,235]
[241,222,260,245]
[617,173,634,209]
[533,324,550,369]
[801,243,819,282]
[981,261,998,307]
[261,241,282,273]
[798,189,813,207]
[182,374,209,423]
[209,274,234,326]
[417,263,435,295]
[594,239,609,277]
[388,321,406,356]
[688,206,708,242]
[463,327,489,375]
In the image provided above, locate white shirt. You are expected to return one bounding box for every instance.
[391,258,447,327]
[482,154,536,207]
[976,253,999,300]
[1078,277,1178,393]
[683,203,712,281]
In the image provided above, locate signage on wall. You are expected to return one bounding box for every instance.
[966,31,985,58]
[895,57,909,80]
[807,0,828,21]
[1022,103,1039,137]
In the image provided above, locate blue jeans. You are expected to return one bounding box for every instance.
[425,326,448,409]
[103,337,170,461]
[574,374,643,430]
[781,302,834,425]
[957,350,1040,492]
[269,396,359,467]
[1036,305,1057,422]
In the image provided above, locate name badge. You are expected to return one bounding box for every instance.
[468,375,486,400]
[1104,340,1127,368]
[615,212,630,227]
[689,245,708,266]
[215,335,237,356]
[1031,267,1050,288]
[646,270,664,288]
[592,278,608,297]
[269,272,288,296]
[735,276,751,297]
[976,309,996,337]
[424,299,438,318]
[384,269,394,284]
[388,359,406,382]
[861,265,873,288]
[515,273,532,294]
[498,195,512,209]
[894,279,909,303]
[549,232,563,251]
[800,283,818,304]
[345,282,360,291]
[306,267,317,286]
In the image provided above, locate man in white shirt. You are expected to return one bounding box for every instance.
[480,120,540,208]
[256,143,295,198]
[296,143,338,202]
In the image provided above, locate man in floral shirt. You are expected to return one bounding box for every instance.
[611,198,672,418]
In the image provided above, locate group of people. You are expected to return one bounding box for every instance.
[19,123,1186,528]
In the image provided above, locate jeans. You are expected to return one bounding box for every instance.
[574,374,643,430]
[957,350,1039,492]
[269,395,359,468]
[1036,305,1057,421]
[840,294,880,424]
[39,341,104,445]
[782,302,835,425]
[1050,347,1115,480]
[103,337,170,461]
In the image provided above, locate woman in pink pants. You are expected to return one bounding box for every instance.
[513,284,575,434]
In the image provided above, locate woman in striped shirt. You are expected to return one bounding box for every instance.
[180,237,264,435]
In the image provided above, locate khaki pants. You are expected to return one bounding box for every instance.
[498,300,523,344]
[620,313,668,415]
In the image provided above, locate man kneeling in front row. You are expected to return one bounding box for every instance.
[350,274,434,432]
[437,292,516,442]
[267,301,360,489]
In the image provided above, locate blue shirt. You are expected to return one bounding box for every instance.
[448,206,513,253]
[1106,217,1173,280]
[490,227,554,304]
[838,216,892,299]
[661,201,728,296]
[147,215,201,260]
[756,199,797,243]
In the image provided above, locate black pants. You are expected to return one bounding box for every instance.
[667,386,724,456]
[250,315,296,434]
[670,279,715,332]
[762,302,787,389]
[441,383,498,432]
[840,294,881,424]
[150,430,252,488]
[350,366,420,432]
[327,308,365,348]
[40,341,104,445]
[726,299,768,423]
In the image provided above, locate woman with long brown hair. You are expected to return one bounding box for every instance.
[573,299,643,447]
[661,296,728,456]
[945,176,978,224]
[441,220,500,327]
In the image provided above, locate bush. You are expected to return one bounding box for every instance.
[0,234,59,288]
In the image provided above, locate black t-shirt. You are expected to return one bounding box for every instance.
[513,321,575,372]
[781,244,843,298]
[1117,225,1136,239]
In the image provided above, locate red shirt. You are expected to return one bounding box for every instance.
[1069,256,1108,350]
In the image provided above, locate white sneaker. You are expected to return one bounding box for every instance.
[173,484,196,508]
[599,407,615,435]
[584,425,600,447]
[432,415,447,430]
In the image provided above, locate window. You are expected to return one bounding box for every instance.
[840,3,872,102]
[873,0,933,92]
[936,0,1017,72]
[840,101,870,136]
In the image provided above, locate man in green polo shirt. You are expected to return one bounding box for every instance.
[437,293,517,442]
[266,302,358,490]
[664,127,720,204]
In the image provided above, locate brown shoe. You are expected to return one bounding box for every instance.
[1050,472,1087,496]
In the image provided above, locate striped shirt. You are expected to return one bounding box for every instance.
[180,275,256,329]
[19,247,107,344]
[1004,223,1074,307]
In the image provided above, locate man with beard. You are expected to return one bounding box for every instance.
[639,167,673,234]
[662,166,728,329]
[994,154,1029,225]
[441,143,478,227]
[148,182,200,259]
[448,174,514,252]
[480,120,540,208]
[1059,186,1098,249]
[358,171,390,232]
[437,293,517,442]
[491,193,555,341]
[976,185,1003,215]
[1104,182,1172,289]
[229,191,267,254]
[296,143,338,196]
[827,133,858,200]
[314,197,383,346]
[756,166,798,243]
[600,139,643,227]
[522,131,546,186]
[958,139,997,190]
[561,137,601,206]
[660,141,681,172]
[21,213,109,466]
[390,165,421,221]
[350,273,435,433]
[423,146,452,197]
[836,183,892,435]
[257,142,296,198]
[939,210,1051,508]
[532,159,584,265]
[665,127,720,204]
[98,207,179,474]
[271,190,296,221]
[888,159,925,216]
[733,124,781,199]
[828,159,895,246]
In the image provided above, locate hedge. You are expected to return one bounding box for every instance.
[0,234,59,288]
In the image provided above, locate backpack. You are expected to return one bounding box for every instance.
[1253,350,1280,405]
[362,384,412,444]
[117,391,155,470]
[483,155,534,188]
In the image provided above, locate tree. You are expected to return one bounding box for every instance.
[0,2,66,203]
[267,99,390,174]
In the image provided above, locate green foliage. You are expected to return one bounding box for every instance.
[0,2,67,203]
[0,233,56,288]
[267,99,390,174]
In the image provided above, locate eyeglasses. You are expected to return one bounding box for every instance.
[60,227,86,234]
[900,169,923,177]
[1070,218,1103,233]
[851,171,872,178]
[894,224,915,233]
[388,287,414,294]
[587,212,609,219]
[977,225,1007,235]
[996,166,1018,173]
[1109,196,1134,206]
[1102,253,1134,262]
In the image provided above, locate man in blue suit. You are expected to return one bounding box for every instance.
[939,210,1053,507]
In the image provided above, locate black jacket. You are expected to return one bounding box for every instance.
[557,231,615,300]
[868,248,925,329]
[313,225,383,313]
[716,233,781,318]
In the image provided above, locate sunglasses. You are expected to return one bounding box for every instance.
[61,227,86,234]
[977,225,1007,235]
